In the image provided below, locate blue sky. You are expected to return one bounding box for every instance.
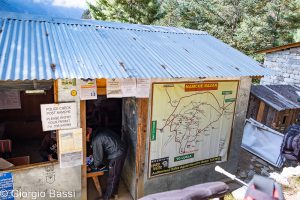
[0,0,94,19]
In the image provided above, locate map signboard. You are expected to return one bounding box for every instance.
[149,81,239,177]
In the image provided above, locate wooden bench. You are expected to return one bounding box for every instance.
[87,171,105,197]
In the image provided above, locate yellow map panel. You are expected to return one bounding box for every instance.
[149,81,239,177]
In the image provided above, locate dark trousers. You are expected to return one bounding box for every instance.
[103,154,126,200]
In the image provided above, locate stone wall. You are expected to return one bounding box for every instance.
[261,47,300,86]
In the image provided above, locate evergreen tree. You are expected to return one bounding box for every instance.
[159,0,300,57]
[88,0,163,24]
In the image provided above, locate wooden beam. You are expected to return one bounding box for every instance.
[96,78,107,95]
[54,80,58,103]
[97,87,106,95]
[136,99,149,199]
[256,42,300,54]
[256,101,265,122]
[80,100,87,200]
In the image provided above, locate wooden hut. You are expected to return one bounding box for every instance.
[247,85,300,132]
[0,12,270,200]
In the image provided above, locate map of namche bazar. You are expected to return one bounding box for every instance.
[149,81,239,177]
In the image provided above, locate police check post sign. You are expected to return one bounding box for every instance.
[41,102,77,131]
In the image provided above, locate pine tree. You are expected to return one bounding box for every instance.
[88,0,163,24]
[159,0,300,57]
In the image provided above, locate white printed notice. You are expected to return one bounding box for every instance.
[107,79,122,98]
[136,78,151,98]
[40,103,77,131]
[0,90,21,110]
[121,79,136,97]
[79,79,97,100]
[60,152,83,168]
[58,79,79,101]
[59,128,83,168]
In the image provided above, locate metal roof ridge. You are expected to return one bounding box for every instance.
[0,11,208,35]
[264,85,300,108]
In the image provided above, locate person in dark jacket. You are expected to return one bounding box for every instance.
[87,127,126,200]
[39,131,57,161]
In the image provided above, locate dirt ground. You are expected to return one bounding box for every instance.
[235,149,300,200]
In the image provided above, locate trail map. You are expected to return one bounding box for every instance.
[149,81,239,177]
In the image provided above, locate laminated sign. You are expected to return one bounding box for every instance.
[149,81,239,177]
[59,128,83,168]
[79,79,97,100]
[40,102,77,131]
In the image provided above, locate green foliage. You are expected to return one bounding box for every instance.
[88,0,163,24]
[158,0,300,57]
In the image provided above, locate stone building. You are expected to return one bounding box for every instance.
[258,42,300,86]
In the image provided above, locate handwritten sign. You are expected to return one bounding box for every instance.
[40,103,77,131]
[0,91,21,110]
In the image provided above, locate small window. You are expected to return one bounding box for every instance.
[0,89,57,171]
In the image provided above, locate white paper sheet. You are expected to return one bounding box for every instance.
[136,78,151,98]
[58,128,83,154]
[40,102,77,131]
[121,78,136,97]
[79,79,97,100]
[107,79,122,98]
[60,151,83,168]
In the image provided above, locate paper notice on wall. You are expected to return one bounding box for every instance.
[0,91,21,110]
[58,128,83,154]
[40,102,77,131]
[107,79,122,98]
[136,79,151,98]
[58,128,83,168]
[58,79,79,101]
[60,151,83,168]
[79,79,97,100]
[121,79,136,97]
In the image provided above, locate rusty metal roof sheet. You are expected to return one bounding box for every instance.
[251,85,300,111]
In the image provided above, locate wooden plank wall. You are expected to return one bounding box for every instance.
[246,95,260,119]
[136,99,148,199]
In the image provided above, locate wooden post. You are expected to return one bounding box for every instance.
[97,78,107,95]
[256,101,265,122]
[136,99,149,199]
[54,80,58,103]
[81,100,87,200]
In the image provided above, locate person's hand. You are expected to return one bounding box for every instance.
[87,167,91,172]
[48,155,55,161]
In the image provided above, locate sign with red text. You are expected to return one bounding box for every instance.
[40,103,77,131]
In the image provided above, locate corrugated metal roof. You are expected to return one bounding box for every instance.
[0,12,272,80]
[251,85,300,111]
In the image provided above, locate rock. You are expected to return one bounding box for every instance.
[261,169,270,177]
[239,171,247,178]
[269,166,274,171]
[249,165,254,170]
[255,163,262,168]
[256,158,268,166]
[263,166,269,172]
[248,170,255,178]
